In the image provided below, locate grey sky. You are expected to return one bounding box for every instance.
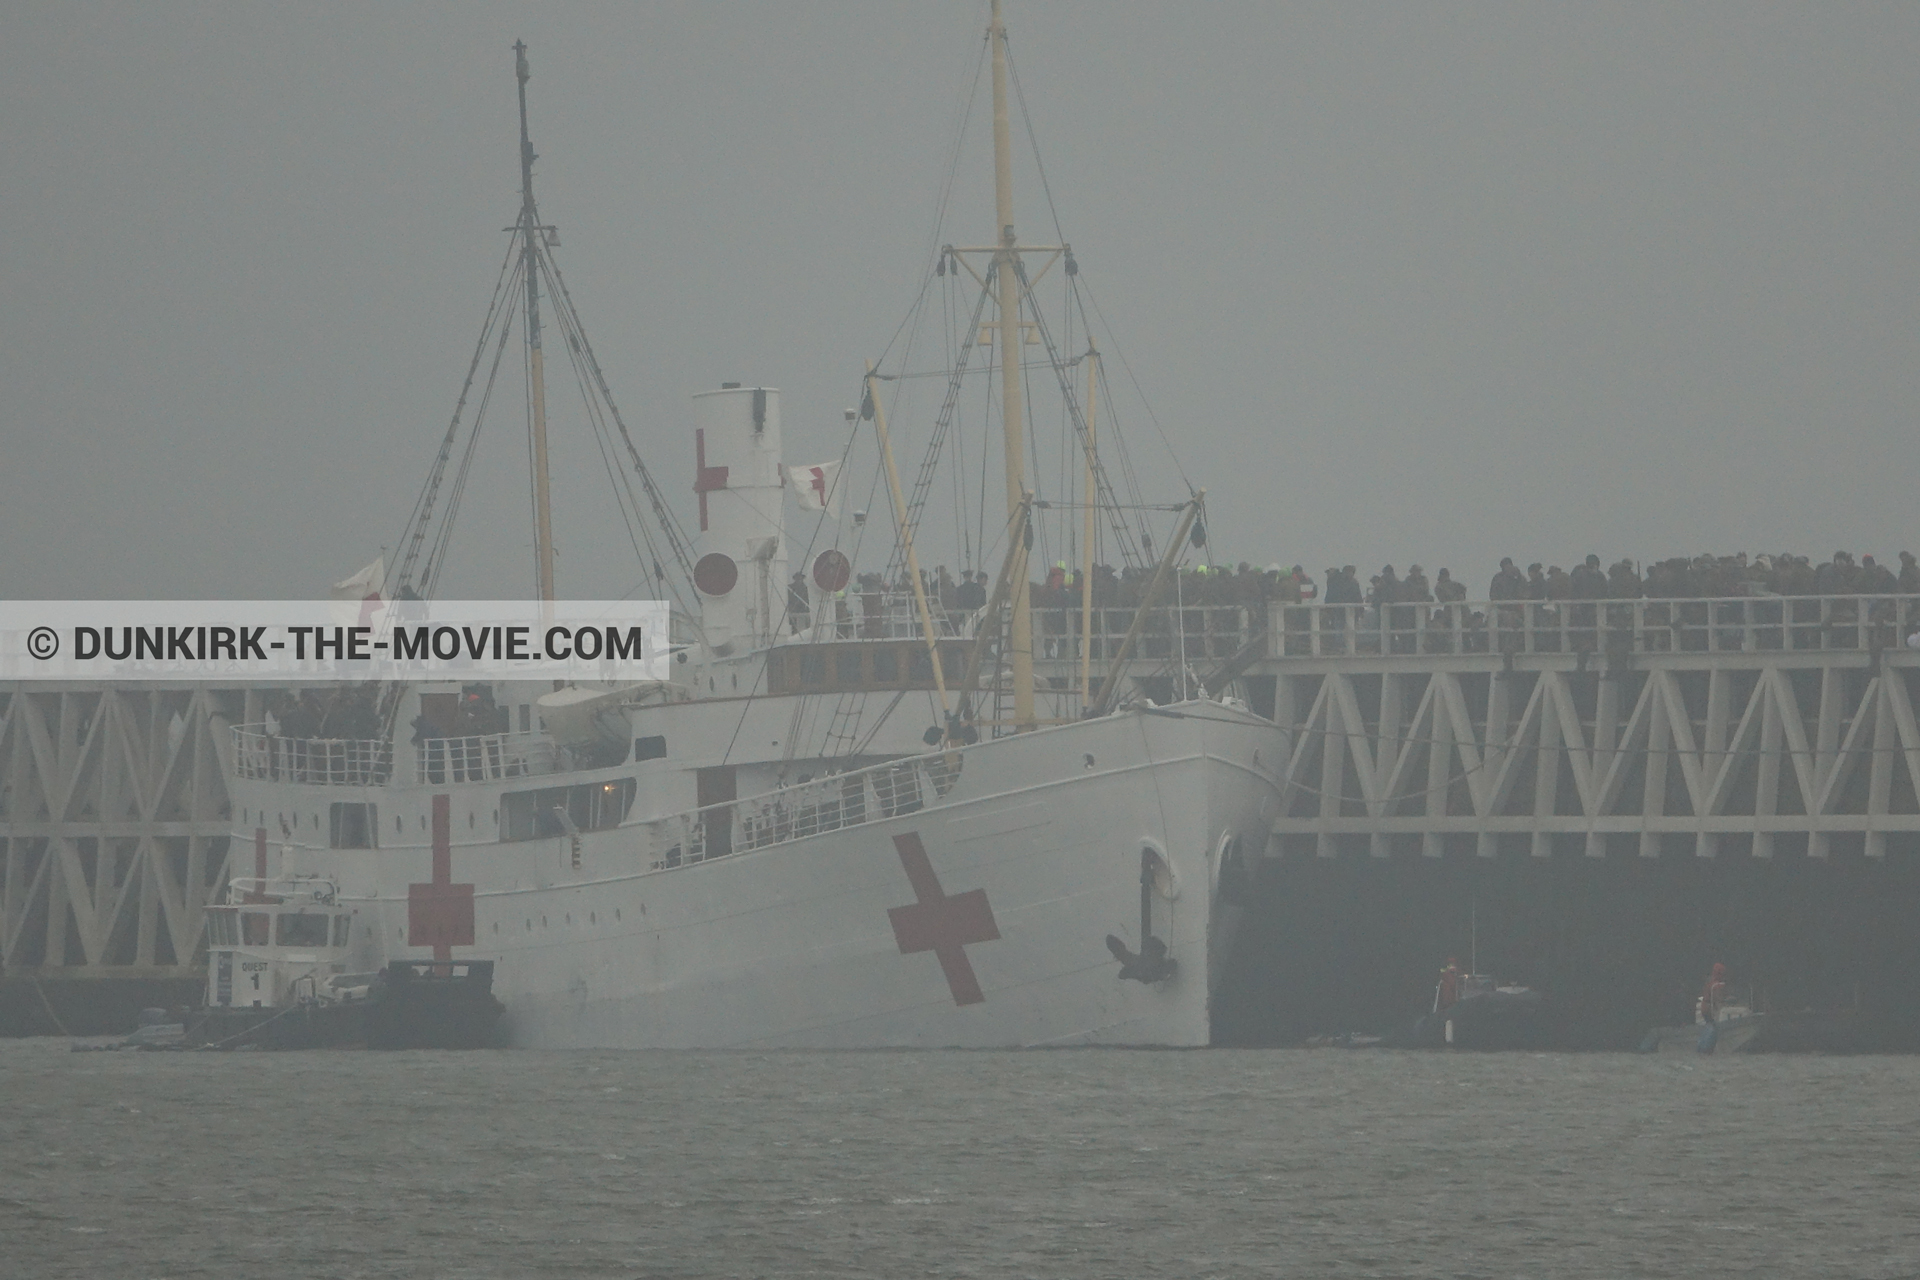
[5,2,1918,600]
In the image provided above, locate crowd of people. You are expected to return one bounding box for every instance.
[783,548,1920,658]
[1160,549,1920,609]
[799,550,1920,624]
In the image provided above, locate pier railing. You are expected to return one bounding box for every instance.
[806,592,1920,667]
[1260,594,1920,659]
[989,594,1920,664]
[644,749,965,871]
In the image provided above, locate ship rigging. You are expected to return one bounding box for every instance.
[389,42,699,622]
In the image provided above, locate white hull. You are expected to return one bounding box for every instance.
[243,703,1283,1048]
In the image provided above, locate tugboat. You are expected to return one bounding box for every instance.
[190,871,502,1049]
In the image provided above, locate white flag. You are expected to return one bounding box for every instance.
[330,558,387,627]
[787,461,842,517]
[330,556,386,602]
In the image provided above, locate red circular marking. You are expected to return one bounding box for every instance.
[693,552,739,596]
[813,549,851,593]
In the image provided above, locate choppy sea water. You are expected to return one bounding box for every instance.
[4,1040,1919,1279]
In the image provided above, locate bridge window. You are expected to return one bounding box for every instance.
[206,909,238,947]
[873,647,898,682]
[241,912,270,946]
[836,648,864,684]
[501,778,637,842]
[332,915,350,947]
[330,802,377,849]
[634,735,667,762]
[276,913,330,947]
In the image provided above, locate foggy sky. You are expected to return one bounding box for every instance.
[5,2,1918,600]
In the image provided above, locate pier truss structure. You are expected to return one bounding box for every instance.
[0,685,248,987]
[1022,593,1920,863]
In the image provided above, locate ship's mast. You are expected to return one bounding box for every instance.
[516,39,558,603]
[989,0,1035,731]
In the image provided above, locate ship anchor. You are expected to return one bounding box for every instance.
[1106,848,1177,983]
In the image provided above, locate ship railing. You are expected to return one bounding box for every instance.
[231,725,558,786]
[644,749,965,871]
[821,594,1259,659]
[232,725,393,786]
[413,731,557,784]
[1263,593,1920,659]
[222,875,339,906]
[817,591,978,640]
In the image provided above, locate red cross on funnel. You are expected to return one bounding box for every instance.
[408,794,474,963]
[887,832,1000,1006]
[693,428,729,532]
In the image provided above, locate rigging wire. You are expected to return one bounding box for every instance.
[540,247,700,590]
[423,270,523,598]
[393,236,522,595]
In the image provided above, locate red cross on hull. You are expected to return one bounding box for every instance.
[886,832,1000,1006]
[693,428,729,531]
[408,793,474,962]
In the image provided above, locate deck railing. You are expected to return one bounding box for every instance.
[643,749,965,871]
[231,726,558,786]
[231,726,392,786]
[818,592,1259,661]
[412,730,557,784]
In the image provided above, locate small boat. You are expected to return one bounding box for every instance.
[188,872,502,1049]
[1387,972,1545,1050]
[1639,993,1867,1055]
[1639,997,1764,1054]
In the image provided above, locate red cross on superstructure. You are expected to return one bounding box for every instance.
[693,428,729,532]
[886,831,1000,1006]
[408,793,474,962]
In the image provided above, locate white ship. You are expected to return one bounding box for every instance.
[216,6,1286,1048]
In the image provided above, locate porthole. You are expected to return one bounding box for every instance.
[420,815,427,830]
[615,908,622,921]
[395,815,402,834]
[589,912,596,925]
[565,913,572,925]
[469,812,475,829]
[492,922,499,934]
